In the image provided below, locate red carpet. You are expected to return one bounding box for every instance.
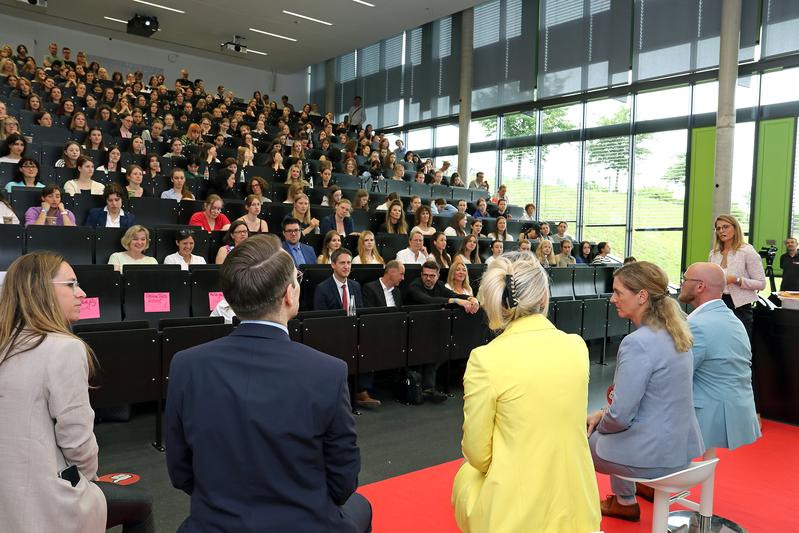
[358,420,797,532]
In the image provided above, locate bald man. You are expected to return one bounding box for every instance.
[678,263,760,459]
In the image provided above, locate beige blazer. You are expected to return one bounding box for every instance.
[0,333,106,533]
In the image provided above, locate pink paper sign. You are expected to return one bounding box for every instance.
[143,292,171,313]
[79,297,101,320]
[208,291,225,311]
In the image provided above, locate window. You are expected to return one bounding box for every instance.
[541,103,581,133]
[732,122,755,235]
[500,147,536,206]
[435,124,459,147]
[470,117,498,144]
[760,68,799,106]
[636,86,691,121]
[501,112,536,139]
[586,96,630,128]
[407,128,432,152]
[632,129,689,282]
[693,81,718,115]
[468,151,498,191]
[539,142,581,222]
[583,135,629,255]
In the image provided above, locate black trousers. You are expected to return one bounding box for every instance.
[722,294,753,340]
[341,492,373,533]
[95,481,155,533]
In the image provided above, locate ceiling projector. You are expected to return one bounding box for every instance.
[222,36,247,54]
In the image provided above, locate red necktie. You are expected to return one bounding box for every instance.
[341,283,348,312]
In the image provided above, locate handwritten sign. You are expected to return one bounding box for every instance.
[143,292,171,313]
[208,291,225,311]
[79,297,101,320]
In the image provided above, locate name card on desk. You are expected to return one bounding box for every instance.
[208,291,225,311]
[79,297,101,320]
[144,292,171,313]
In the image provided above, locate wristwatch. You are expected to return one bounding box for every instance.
[736,277,741,286]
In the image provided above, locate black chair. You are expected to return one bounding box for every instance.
[357,311,408,372]
[161,322,234,396]
[451,187,471,201]
[189,265,222,317]
[409,182,431,198]
[450,308,491,360]
[549,268,576,300]
[350,209,370,233]
[0,224,24,269]
[301,316,358,374]
[73,265,123,323]
[93,227,126,264]
[26,225,94,265]
[594,267,615,296]
[122,268,191,326]
[349,265,384,288]
[177,199,205,225]
[298,264,335,311]
[573,267,598,298]
[407,308,451,366]
[158,316,225,330]
[128,197,179,226]
[67,193,106,226]
[385,180,410,196]
[153,225,211,263]
[9,186,45,221]
[377,233,408,261]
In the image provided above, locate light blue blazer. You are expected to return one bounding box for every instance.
[688,299,761,450]
[595,325,704,468]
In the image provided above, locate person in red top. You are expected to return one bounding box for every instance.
[189,194,231,232]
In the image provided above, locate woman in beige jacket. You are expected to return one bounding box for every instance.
[0,252,153,532]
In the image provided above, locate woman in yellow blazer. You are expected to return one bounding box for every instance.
[452,251,600,533]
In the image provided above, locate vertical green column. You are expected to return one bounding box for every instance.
[752,118,796,273]
[685,127,717,267]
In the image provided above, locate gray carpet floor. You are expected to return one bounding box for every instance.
[98,341,618,532]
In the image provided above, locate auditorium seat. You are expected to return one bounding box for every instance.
[27,225,94,265]
[357,310,408,372]
[407,307,451,366]
[122,267,191,326]
[73,264,123,323]
[385,180,410,196]
[301,315,358,374]
[188,265,222,316]
[0,224,24,269]
[128,197,180,226]
[154,225,211,263]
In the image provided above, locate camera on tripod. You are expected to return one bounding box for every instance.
[759,245,777,266]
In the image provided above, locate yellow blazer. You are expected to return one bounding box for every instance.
[452,314,600,533]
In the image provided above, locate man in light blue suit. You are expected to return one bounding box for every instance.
[679,262,761,458]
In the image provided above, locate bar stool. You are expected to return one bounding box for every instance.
[617,458,745,533]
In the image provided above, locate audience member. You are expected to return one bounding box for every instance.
[623,256,637,265]
[64,155,104,196]
[215,220,250,264]
[551,221,574,244]
[411,205,436,236]
[108,225,158,272]
[165,235,372,532]
[161,168,195,201]
[452,251,600,533]
[488,216,514,242]
[395,229,429,265]
[189,194,231,232]
[780,237,799,290]
[375,192,399,211]
[538,221,552,241]
[586,261,703,521]
[468,171,490,191]
[455,235,481,264]
[470,218,484,237]
[428,231,452,269]
[380,200,408,234]
[591,242,620,265]
[25,184,75,226]
[485,240,504,264]
[444,212,468,237]
[0,132,26,163]
[320,198,355,236]
[291,193,320,235]
[492,198,512,219]
[363,260,405,308]
[490,184,508,204]
[517,239,531,252]
[0,252,154,533]
[5,157,43,193]
[577,241,594,264]
[352,231,384,265]
[708,214,766,338]
[236,194,269,233]
[317,230,342,264]
[55,140,82,168]
[678,262,760,459]
[446,258,473,296]
[281,217,316,266]
[163,229,207,270]
[85,183,136,230]
[431,198,457,217]
[520,203,536,221]
[535,239,557,267]
[556,239,576,267]
[125,164,149,198]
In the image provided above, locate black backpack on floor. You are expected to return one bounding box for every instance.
[394,369,423,405]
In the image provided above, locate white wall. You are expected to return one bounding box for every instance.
[0,13,308,104]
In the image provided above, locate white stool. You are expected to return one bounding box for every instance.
[617,458,745,533]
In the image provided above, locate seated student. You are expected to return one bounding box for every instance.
[490,184,509,204]
[591,242,620,265]
[317,230,342,265]
[290,193,321,236]
[491,198,513,220]
[96,146,125,174]
[352,231,384,265]
[430,198,457,217]
[471,197,490,219]
[207,168,240,201]
[320,198,355,236]
[405,261,480,402]
[395,229,429,265]
[54,140,82,168]
[406,195,422,215]
[281,217,316,266]
[25,184,76,226]
[125,164,150,198]
[470,218,484,238]
[164,229,207,270]
[556,239,576,267]
[0,190,19,224]
[363,260,404,307]
[485,240,504,265]
[519,202,536,221]
[108,225,158,272]
[215,221,250,265]
[517,239,532,252]
[444,212,468,237]
[428,231,452,269]
[586,262,703,521]
[538,221,553,241]
[535,239,558,267]
[411,205,436,236]
[551,221,575,244]
[379,200,408,234]
[236,194,269,233]
[161,168,195,202]
[446,258,473,296]
[320,185,342,208]
[63,156,105,196]
[189,194,231,232]
[576,241,594,264]
[455,235,481,265]
[85,183,136,230]
[5,157,44,193]
[375,192,399,212]
[0,133,27,163]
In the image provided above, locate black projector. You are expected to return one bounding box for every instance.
[127,15,159,37]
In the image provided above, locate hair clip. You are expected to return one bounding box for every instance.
[502,274,518,309]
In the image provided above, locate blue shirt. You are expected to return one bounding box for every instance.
[288,243,307,266]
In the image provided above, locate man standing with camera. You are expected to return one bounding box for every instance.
[780,237,799,291]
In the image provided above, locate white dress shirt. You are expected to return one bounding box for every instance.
[396,247,428,265]
[380,279,397,307]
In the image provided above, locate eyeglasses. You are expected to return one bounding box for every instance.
[296,270,304,284]
[52,279,81,295]
[715,224,733,232]
[284,228,300,234]
[679,275,703,285]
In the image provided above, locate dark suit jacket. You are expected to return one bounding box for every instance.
[320,215,354,237]
[84,208,136,230]
[282,240,317,266]
[362,279,403,308]
[165,323,362,533]
[314,276,364,310]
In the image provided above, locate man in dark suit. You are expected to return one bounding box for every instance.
[282,217,316,266]
[165,234,372,533]
[363,260,405,308]
[84,183,136,230]
[313,248,379,409]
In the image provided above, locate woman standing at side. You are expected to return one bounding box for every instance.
[708,214,765,337]
[452,251,600,533]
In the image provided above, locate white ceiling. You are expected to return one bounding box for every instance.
[0,0,484,73]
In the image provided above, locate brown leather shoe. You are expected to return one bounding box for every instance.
[636,483,655,502]
[356,391,381,409]
[600,494,640,522]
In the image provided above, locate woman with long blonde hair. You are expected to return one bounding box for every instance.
[0,252,154,532]
[291,192,320,236]
[352,231,384,265]
[535,239,557,267]
[586,261,703,521]
[446,257,473,296]
[317,230,342,264]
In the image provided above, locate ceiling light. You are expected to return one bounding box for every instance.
[248,49,268,56]
[104,16,127,23]
[282,10,332,26]
[132,0,185,14]
[352,0,375,6]
[249,28,297,42]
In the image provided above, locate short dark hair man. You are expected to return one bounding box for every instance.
[166,234,372,532]
[363,260,405,308]
[405,261,480,402]
[780,237,798,290]
[281,217,316,266]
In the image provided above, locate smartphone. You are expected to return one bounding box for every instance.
[59,465,80,487]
